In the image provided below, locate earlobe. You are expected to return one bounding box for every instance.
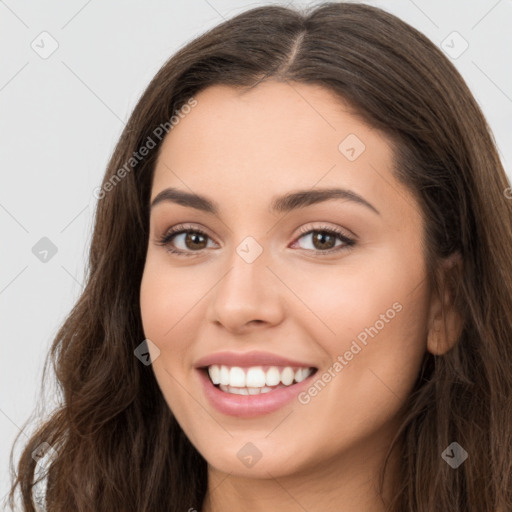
[426,252,464,355]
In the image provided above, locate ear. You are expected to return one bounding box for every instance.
[426,252,464,355]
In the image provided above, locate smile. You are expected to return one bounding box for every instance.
[207,365,315,395]
[197,365,318,417]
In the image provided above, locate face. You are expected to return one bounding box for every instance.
[140,81,434,479]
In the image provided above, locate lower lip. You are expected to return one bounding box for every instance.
[197,368,317,418]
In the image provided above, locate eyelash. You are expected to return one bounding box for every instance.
[155,223,356,257]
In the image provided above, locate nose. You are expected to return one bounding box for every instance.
[206,244,285,334]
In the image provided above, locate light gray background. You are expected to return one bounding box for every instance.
[1,0,511,508]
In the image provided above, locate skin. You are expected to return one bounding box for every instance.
[139,81,461,511]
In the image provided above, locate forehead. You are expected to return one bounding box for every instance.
[155,81,386,164]
[150,81,402,217]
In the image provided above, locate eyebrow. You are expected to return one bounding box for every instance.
[150,187,380,215]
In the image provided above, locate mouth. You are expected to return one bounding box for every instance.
[194,351,320,417]
[199,364,318,395]
[200,364,317,395]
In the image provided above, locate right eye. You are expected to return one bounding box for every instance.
[156,224,218,257]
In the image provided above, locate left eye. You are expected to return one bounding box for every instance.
[294,229,350,252]
[156,225,355,256]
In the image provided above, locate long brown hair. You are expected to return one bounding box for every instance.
[8,2,512,510]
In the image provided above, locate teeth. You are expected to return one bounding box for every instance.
[294,368,308,383]
[219,384,276,395]
[209,365,220,385]
[207,365,314,390]
[246,367,267,387]
[229,367,246,387]
[219,366,230,386]
[265,367,281,386]
[281,367,295,386]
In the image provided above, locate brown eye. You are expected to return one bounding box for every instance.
[157,223,355,258]
[295,228,354,253]
[156,225,216,256]
[309,231,337,251]
[181,232,208,250]
[168,230,211,251]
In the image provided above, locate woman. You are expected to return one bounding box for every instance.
[8,2,512,511]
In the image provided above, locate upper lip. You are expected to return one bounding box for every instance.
[194,351,317,369]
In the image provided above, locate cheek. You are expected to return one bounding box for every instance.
[286,248,428,343]
[139,261,196,413]
[139,257,207,346]
[292,278,429,461]
[139,257,217,410]
[291,249,430,400]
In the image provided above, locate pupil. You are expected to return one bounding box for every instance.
[187,232,206,249]
[314,232,334,250]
